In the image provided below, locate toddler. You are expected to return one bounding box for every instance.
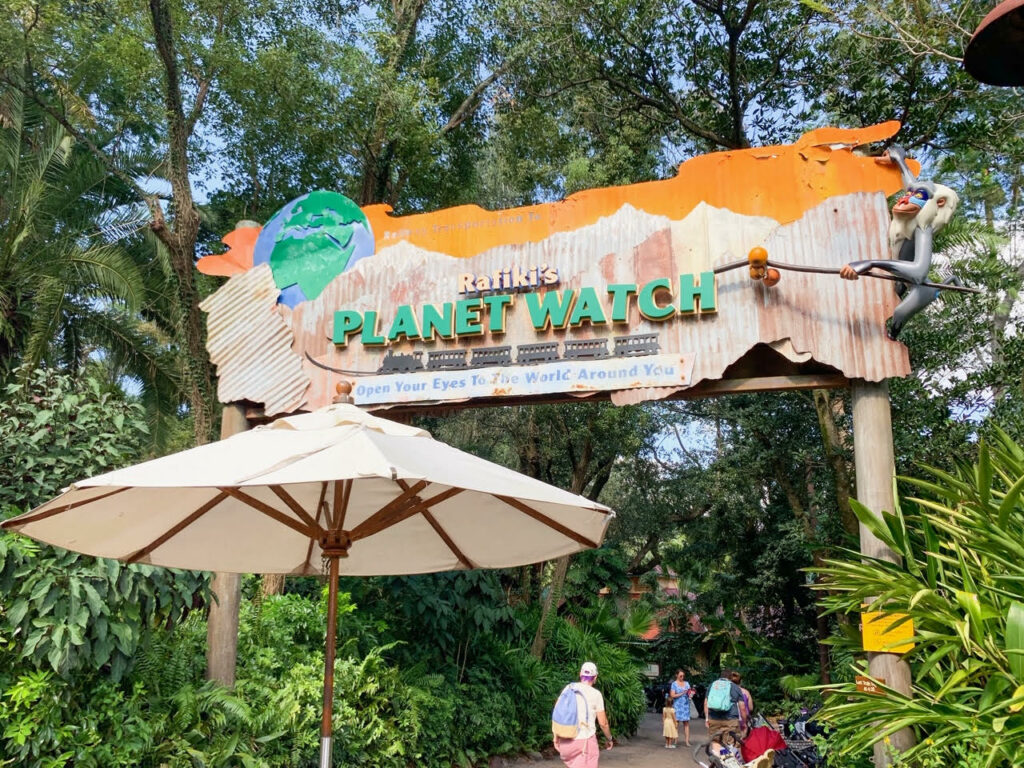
[662,695,678,748]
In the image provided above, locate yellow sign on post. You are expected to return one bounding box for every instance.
[861,611,916,653]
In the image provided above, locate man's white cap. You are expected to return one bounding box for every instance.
[580,661,598,677]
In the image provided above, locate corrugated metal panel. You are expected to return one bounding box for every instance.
[202,192,909,412]
[200,265,309,415]
[282,191,906,410]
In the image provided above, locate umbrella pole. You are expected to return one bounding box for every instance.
[320,555,340,768]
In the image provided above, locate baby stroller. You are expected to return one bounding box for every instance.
[751,712,824,768]
[692,727,777,768]
[693,718,821,768]
[768,711,825,767]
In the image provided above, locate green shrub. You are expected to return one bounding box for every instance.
[0,368,207,682]
[816,429,1024,765]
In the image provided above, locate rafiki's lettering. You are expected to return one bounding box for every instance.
[457,264,559,295]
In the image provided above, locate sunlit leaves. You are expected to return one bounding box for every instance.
[816,430,1024,763]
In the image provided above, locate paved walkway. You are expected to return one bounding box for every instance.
[531,712,709,768]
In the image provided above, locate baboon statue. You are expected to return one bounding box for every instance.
[839,145,959,339]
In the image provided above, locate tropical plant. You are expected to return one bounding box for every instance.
[0,367,207,680]
[0,88,147,376]
[814,428,1024,766]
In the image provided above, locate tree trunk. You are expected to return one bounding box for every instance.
[815,609,832,685]
[261,573,285,597]
[812,553,832,685]
[148,0,215,445]
[529,414,600,659]
[812,389,858,536]
[530,554,569,658]
[206,403,249,685]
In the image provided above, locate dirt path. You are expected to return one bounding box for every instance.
[528,712,710,768]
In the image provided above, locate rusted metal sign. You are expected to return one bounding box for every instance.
[199,123,913,415]
[855,676,885,695]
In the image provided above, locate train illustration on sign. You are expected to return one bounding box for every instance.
[375,333,661,374]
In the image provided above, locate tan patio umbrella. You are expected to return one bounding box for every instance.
[1,403,613,767]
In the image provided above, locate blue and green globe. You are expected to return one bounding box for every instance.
[252,190,375,308]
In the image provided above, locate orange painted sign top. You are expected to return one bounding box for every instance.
[363,122,912,260]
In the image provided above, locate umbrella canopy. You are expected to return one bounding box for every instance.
[2,403,614,768]
[2,403,612,575]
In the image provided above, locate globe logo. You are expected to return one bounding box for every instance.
[252,190,375,308]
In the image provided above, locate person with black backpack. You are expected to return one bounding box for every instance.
[551,661,613,767]
[703,668,747,745]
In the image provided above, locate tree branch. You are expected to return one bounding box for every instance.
[441,65,506,136]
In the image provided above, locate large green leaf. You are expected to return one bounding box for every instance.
[1007,602,1024,681]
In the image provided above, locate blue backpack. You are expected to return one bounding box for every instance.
[707,678,733,713]
[552,683,587,738]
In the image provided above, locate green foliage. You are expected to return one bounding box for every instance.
[0,661,266,767]
[352,570,523,666]
[815,429,1024,765]
[0,367,148,510]
[0,88,147,376]
[0,368,206,681]
[549,614,646,735]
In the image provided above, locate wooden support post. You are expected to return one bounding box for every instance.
[206,403,249,686]
[851,380,915,764]
[320,555,341,768]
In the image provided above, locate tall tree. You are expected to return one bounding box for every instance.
[0,0,284,443]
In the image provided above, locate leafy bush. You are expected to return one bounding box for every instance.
[0,367,147,511]
[816,429,1024,765]
[0,368,207,681]
[547,611,646,737]
[0,665,262,768]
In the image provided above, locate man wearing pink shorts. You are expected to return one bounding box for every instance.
[554,662,613,767]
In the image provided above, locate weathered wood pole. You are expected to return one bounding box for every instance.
[851,380,915,764]
[206,402,249,685]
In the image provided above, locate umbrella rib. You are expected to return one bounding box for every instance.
[218,487,318,538]
[346,480,428,540]
[338,479,352,530]
[492,495,599,549]
[2,487,131,528]
[126,491,229,563]
[394,479,474,567]
[330,480,343,529]
[304,482,329,574]
[421,508,476,569]
[349,485,461,542]
[269,485,325,534]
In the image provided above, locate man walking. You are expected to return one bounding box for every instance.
[704,668,747,744]
[554,661,613,767]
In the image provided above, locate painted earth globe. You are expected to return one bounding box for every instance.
[252,190,375,308]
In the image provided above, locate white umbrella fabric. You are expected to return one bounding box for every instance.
[1,403,613,767]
